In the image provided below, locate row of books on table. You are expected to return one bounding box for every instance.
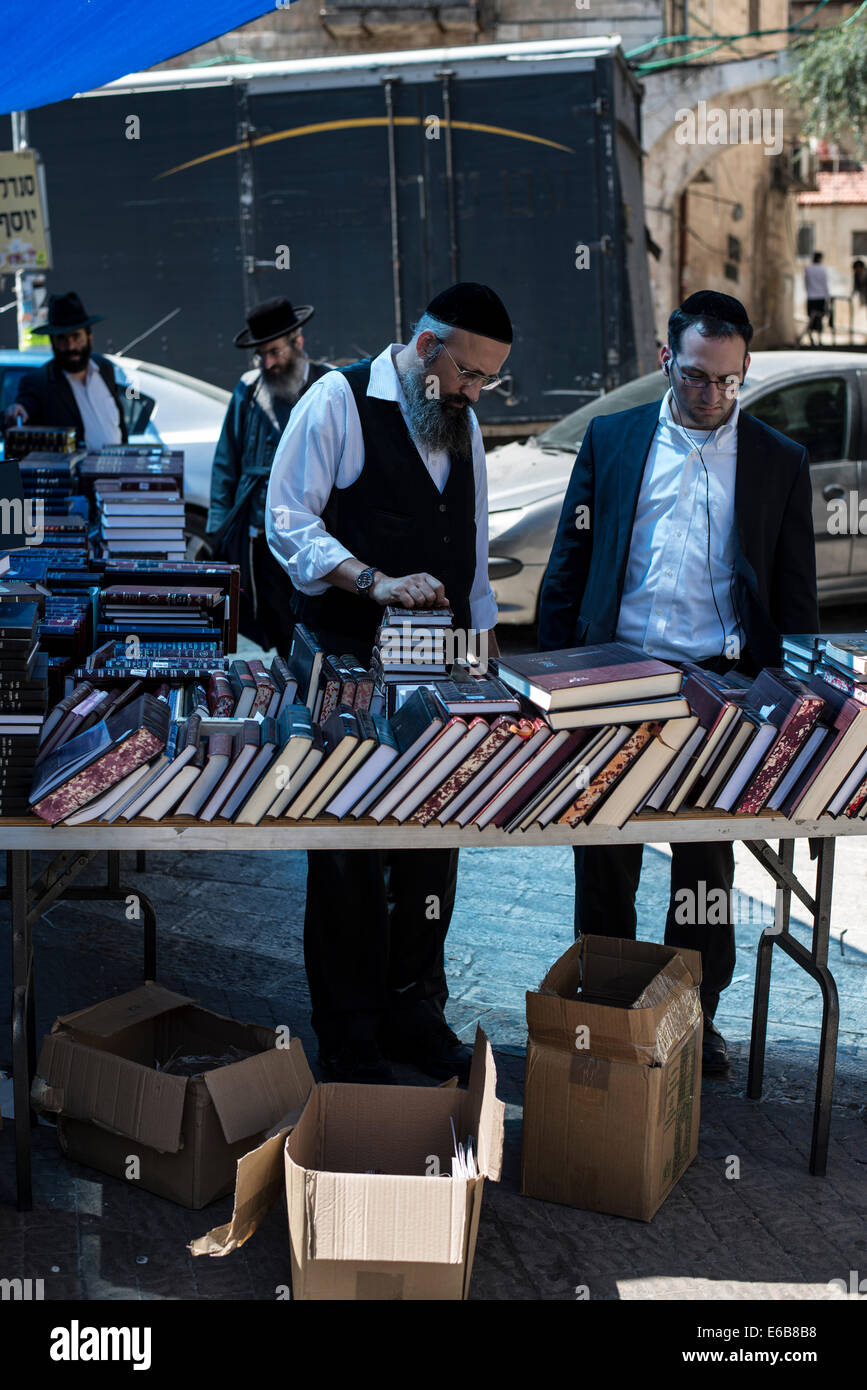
[17,622,867,828]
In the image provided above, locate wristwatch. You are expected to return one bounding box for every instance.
[355,566,377,595]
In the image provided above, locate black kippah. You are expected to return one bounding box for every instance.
[680,289,751,328]
[425,282,513,344]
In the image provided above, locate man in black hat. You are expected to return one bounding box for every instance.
[207,297,330,649]
[5,291,127,448]
[539,290,818,1073]
[265,282,511,1084]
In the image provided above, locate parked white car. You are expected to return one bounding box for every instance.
[0,349,230,558]
[486,350,867,622]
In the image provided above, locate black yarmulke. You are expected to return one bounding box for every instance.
[680,290,751,328]
[426,282,513,344]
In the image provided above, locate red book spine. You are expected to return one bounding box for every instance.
[318,678,341,725]
[411,718,515,825]
[559,723,656,827]
[32,727,165,824]
[736,699,824,814]
[207,674,235,717]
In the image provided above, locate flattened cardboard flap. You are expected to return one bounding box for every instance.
[189,1126,292,1257]
[204,1036,315,1144]
[190,1036,315,1257]
[55,981,196,1039]
[462,1026,504,1183]
[34,1033,188,1153]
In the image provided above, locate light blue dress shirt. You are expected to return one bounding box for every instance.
[615,390,743,662]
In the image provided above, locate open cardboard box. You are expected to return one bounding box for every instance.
[521,935,703,1221]
[191,1026,505,1301]
[31,983,314,1209]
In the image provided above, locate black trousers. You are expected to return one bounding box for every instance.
[245,533,296,654]
[572,840,736,1018]
[572,652,739,1018]
[304,845,460,1053]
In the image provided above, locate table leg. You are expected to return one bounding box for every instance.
[808,838,837,1176]
[747,839,793,1101]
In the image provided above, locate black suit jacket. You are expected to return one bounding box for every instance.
[537,399,819,674]
[16,355,128,446]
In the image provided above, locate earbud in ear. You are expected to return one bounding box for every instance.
[663,361,670,376]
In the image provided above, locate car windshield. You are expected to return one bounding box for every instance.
[537,372,668,453]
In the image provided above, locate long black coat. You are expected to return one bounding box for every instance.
[15,355,127,446]
[537,400,819,673]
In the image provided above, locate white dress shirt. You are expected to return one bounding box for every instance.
[615,389,742,662]
[64,360,123,450]
[265,343,498,631]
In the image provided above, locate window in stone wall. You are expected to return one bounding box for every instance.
[852,230,867,257]
[797,222,815,258]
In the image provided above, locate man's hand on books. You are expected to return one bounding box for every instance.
[4,403,27,426]
[370,571,448,609]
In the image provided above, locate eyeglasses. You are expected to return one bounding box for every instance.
[255,334,300,366]
[435,339,503,391]
[672,358,744,396]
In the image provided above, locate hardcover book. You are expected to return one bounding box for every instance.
[496,643,683,711]
[30,694,169,825]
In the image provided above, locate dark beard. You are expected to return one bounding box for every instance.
[261,356,307,405]
[54,340,92,374]
[400,367,473,464]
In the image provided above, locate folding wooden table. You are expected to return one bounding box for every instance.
[1,810,855,1210]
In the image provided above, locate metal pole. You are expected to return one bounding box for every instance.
[437,71,459,285]
[10,111,30,353]
[383,77,403,345]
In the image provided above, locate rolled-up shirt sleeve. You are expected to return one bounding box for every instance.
[265,373,357,595]
[469,422,498,632]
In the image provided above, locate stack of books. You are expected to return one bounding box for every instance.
[76,446,184,502]
[94,482,185,561]
[4,426,77,458]
[17,450,84,510]
[0,598,48,815]
[96,583,227,648]
[102,560,239,651]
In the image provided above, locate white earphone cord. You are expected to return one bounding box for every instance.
[668,370,739,663]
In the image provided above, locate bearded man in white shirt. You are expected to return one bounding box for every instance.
[266,282,510,1084]
[539,290,819,1075]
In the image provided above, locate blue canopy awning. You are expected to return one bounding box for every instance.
[1,0,291,115]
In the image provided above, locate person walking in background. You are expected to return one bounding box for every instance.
[804,252,831,347]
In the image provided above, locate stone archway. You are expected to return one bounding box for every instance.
[642,54,801,345]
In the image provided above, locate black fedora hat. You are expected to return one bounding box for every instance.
[39,291,105,335]
[234,297,314,349]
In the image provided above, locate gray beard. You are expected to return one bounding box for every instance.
[399,366,473,464]
[261,357,307,405]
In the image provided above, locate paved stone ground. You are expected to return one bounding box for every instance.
[1,840,865,1302]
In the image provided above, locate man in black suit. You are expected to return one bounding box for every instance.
[6,292,127,448]
[538,290,819,1072]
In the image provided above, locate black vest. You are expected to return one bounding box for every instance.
[291,359,477,652]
